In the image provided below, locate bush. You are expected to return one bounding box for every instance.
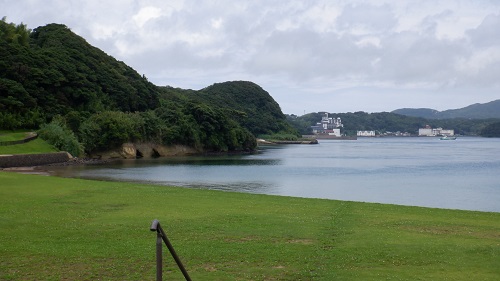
[37,116,83,157]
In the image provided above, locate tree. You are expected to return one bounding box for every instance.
[78,111,144,152]
[480,122,500,137]
[0,17,30,46]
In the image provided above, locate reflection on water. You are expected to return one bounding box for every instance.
[48,137,500,212]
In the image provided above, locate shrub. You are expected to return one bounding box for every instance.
[37,116,83,157]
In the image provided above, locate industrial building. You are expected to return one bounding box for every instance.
[311,113,343,136]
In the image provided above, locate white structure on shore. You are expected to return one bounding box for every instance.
[311,113,343,136]
[357,130,376,137]
[418,126,454,136]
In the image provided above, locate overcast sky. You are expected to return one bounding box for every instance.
[3,0,500,114]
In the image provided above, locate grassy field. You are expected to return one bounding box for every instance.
[0,171,499,280]
[0,130,57,155]
[0,131,29,142]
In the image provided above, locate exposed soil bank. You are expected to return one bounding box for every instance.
[87,142,200,159]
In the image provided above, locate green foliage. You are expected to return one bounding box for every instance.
[75,109,256,153]
[37,116,83,156]
[78,111,144,152]
[154,102,256,151]
[137,110,166,143]
[0,20,160,127]
[431,118,500,135]
[0,17,30,46]
[190,103,256,151]
[480,122,500,137]
[154,101,199,147]
[179,81,299,136]
[0,19,290,153]
[0,110,43,130]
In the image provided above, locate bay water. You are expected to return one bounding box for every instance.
[49,137,500,212]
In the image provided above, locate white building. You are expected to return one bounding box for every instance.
[439,129,455,136]
[357,130,376,137]
[318,113,342,130]
[418,126,454,136]
[311,113,343,135]
[418,128,433,136]
[328,129,342,136]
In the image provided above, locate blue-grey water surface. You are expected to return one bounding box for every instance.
[50,137,500,212]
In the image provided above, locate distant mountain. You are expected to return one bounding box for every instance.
[391,108,440,119]
[392,100,500,119]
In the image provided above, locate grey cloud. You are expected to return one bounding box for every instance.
[336,3,397,33]
[375,31,464,85]
[3,0,500,113]
[466,13,500,47]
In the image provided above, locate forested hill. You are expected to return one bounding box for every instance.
[392,99,500,119]
[190,81,293,135]
[1,21,160,127]
[1,19,297,154]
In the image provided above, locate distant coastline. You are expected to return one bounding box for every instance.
[302,135,357,140]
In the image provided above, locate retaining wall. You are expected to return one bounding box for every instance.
[0,152,70,168]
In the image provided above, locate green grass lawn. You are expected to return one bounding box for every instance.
[0,131,30,142]
[0,171,499,280]
[0,137,57,155]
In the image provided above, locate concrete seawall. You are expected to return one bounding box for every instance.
[0,152,70,168]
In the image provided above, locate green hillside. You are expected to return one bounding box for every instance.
[0,19,295,154]
[1,20,160,128]
[480,122,500,137]
[188,81,297,136]
[391,108,441,119]
[392,100,500,119]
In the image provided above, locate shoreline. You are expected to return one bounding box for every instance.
[1,157,114,175]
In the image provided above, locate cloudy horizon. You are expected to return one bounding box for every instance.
[3,0,500,115]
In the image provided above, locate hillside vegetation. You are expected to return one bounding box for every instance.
[188,81,296,136]
[480,122,500,137]
[1,20,159,126]
[289,111,500,136]
[392,100,500,119]
[1,19,296,155]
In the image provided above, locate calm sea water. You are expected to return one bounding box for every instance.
[49,137,500,212]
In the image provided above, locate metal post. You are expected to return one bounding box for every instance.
[156,232,163,281]
[157,227,192,281]
[151,219,192,281]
